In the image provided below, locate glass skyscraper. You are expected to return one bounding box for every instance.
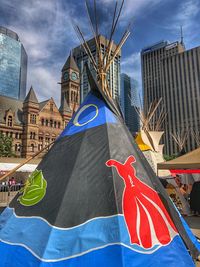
[120,73,140,134]
[0,26,27,100]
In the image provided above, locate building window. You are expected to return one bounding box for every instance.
[15,144,18,152]
[15,132,18,139]
[30,114,37,124]
[31,144,35,152]
[18,144,21,152]
[30,132,36,139]
[41,118,44,126]
[54,121,57,128]
[15,144,21,152]
[7,116,13,127]
[58,122,61,129]
[39,136,43,142]
[38,144,43,151]
[50,120,53,127]
[46,119,48,126]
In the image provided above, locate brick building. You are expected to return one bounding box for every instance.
[0,54,80,158]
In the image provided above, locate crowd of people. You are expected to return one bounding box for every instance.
[0,177,23,192]
[173,175,200,216]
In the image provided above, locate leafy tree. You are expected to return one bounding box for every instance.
[0,133,15,157]
[163,154,178,161]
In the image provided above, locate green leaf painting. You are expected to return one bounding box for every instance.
[18,169,47,206]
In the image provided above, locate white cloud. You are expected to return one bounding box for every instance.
[2,0,88,105]
[175,0,199,27]
[29,67,60,105]
[101,0,162,19]
[121,52,142,90]
[163,0,200,44]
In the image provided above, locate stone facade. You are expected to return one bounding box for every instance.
[0,54,80,158]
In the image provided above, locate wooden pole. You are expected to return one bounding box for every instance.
[0,141,55,181]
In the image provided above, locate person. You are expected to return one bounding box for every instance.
[11,177,16,185]
[175,174,182,188]
[190,181,200,216]
[180,184,188,200]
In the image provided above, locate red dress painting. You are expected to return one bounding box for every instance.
[106,155,178,249]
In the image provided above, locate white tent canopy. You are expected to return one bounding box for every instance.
[0,163,37,173]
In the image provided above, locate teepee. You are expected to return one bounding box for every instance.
[171,130,188,155]
[135,98,170,177]
[0,1,199,266]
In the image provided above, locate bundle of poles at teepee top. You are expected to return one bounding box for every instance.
[73,0,131,99]
[133,97,167,152]
[0,0,131,181]
[134,97,167,132]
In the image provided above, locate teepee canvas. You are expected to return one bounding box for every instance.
[0,1,199,266]
[0,68,199,267]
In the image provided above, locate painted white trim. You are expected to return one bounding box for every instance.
[7,207,123,231]
[73,104,98,126]
[0,237,172,263]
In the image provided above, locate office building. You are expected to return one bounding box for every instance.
[73,35,121,102]
[120,73,140,134]
[0,26,27,100]
[141,40,200,155]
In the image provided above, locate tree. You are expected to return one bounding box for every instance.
[0,133,15,157]
[163,154,178,161]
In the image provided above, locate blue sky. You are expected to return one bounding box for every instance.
[0,0,200,105]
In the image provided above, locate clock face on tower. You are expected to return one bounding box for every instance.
[63,72,69,81]
[71,72,78,81]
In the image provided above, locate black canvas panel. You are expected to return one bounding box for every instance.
[10,124,123,228]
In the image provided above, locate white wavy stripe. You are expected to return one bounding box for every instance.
[141,194,178,238]
[136,199,142,246]
[0,235,173,263]
[136,198,160,247]
[6,207,123,231]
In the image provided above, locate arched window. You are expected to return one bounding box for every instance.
[18,144,21,152]
[31,144,35,152]
[7,116,13,127]
[46,119,48,126]
[50,119,53,127]
[58,122,61,129]
[41,118,44,126]
[54,121,57,128]
[30,114,36,124]
[15,144,21,152]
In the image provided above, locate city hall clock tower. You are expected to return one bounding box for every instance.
[60,53,80,125]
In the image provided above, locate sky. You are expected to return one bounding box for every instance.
[0,0,200,106]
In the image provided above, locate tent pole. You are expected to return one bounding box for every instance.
[0,141,55,182]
